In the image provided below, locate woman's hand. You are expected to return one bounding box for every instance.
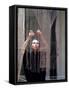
[36,29,42,36]
[29,30,35,37]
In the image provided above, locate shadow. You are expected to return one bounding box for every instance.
[4,80,9,83]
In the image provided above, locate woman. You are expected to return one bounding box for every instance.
[20,30,48,82]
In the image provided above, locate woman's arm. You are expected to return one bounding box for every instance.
[21,30,35,55]
[40,34,48,50]
[36,30,48,51]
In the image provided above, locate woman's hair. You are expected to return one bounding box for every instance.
[32,39,39,44]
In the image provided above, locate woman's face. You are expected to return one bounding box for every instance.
[32,42,39,50]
